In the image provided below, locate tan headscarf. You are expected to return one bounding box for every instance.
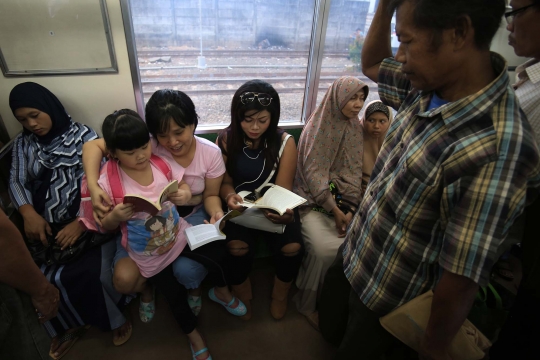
[360,100,393,195]
[294,76,369,212]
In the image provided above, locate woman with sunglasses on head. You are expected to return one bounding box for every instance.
[293,76,369,330]
[217,80,304,320]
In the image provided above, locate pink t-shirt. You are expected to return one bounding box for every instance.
[152,136,225,195]
[98,161,190,278]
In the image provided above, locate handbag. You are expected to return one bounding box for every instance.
[380,290,491,360]
[229,134,291,234]
[467,283,510,342]
[29,220,116,266]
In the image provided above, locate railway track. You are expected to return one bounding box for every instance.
[137,49,349,58]
[140,71,366,80]
[142,86,378,97]
[141,75,370,86]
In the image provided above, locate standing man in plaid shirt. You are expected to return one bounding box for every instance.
[319,0,540,359]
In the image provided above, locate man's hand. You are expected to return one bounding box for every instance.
[56,219,84,250]
[22,211,52,245]
[419,336,452,360]
[31,283,59,323]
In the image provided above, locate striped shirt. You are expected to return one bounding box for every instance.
[515,59,540,147]
[342,53,540,315]
[9,123,98,223]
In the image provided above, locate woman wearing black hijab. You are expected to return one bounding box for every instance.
[8,82,131,359]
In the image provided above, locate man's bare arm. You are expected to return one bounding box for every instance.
[420,270,479,359]
[362,0,394,82]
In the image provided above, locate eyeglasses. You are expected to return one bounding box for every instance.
[240,92,273,106]
[505,3,537,25]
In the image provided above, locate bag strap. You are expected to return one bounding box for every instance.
[487,283,504,310]
[255,134,292,195]
[106,160,125,206]
[149,154,172,181]
[475,283,503,310]
[106,154,172,205]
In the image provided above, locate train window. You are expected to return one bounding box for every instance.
[121,0,384,130]
[313,0,387,109]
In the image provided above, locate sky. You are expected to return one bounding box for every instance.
[368,0,378,13]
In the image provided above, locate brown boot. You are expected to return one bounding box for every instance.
[231,278,253,320]
[270,276,292,320]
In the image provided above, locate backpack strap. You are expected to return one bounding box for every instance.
[149,154,172,181]
[105,160,126,206]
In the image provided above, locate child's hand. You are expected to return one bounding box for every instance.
[168,189,192,206]
[110,203,134,222]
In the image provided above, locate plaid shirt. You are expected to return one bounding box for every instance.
[342,53,540,315]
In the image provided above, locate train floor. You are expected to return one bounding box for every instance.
[64,258,337,360]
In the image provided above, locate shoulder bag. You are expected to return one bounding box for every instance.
[380,290,491,360]
[228,134,292,234]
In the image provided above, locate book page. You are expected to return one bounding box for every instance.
[159,180,179,204]
[123,195,159,216]
[256,185,306,214]
[214,210,242,234]
[185,225,223,250]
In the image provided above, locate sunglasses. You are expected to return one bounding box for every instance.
[240,92,273,106]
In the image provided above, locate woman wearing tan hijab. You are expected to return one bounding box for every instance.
[293,76,369,329]
[360,100,393,196]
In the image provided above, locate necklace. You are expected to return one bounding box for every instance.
[243,146,262,160]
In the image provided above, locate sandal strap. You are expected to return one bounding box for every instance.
[226,296,236,307]
[193,347,209,357]
[57,326,88,345]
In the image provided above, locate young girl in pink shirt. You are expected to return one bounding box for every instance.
[82,110,246,359]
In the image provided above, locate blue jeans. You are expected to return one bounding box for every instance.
[113,206,210,289]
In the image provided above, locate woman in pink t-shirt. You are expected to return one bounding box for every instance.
[83,92,231,320]
[84,109,246,359]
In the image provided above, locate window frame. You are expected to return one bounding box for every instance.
[119,0,333,134]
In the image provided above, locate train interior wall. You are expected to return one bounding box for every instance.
[0,2,532,359]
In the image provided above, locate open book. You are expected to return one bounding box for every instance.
[237,185,307,215]
[123,180,178,216]
[185,210,241,250]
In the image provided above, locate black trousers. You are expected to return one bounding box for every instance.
[223,209,304,285]
[319,245,409,360]
[181,240,228,288]
[150,263,196,334]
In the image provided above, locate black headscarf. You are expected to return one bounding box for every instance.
[9,82,71,144]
